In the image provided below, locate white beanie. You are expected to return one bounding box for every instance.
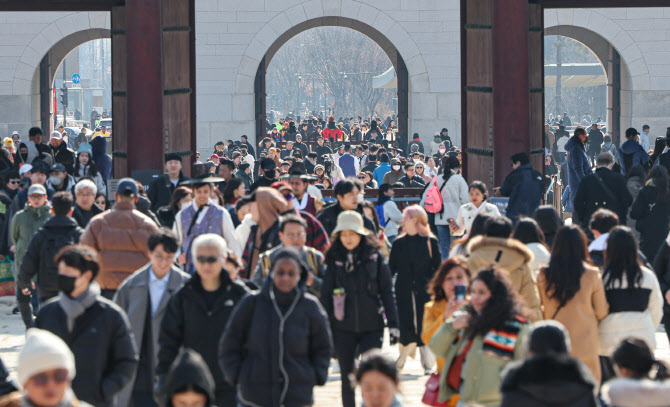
[18,328,75,387]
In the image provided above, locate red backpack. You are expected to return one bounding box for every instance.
[424,176,447,214]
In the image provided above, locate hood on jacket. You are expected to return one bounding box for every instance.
[564,136,585,153]
[256,187,288,231]
[264,246,309,291]
[42,215,80,230]
[620,139,644,154]
[165,349,216,407]
[467,236,534,272]
[602,377,670,407]
[501,354,596,404]
[90,136,107,155]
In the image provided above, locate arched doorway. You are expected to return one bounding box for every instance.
[253,17,409,148]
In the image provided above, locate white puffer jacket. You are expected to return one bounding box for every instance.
[420,170,469,229]
[602,378,670,407]
[598,266,663,356]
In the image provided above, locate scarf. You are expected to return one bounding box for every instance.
[58,282,101,332]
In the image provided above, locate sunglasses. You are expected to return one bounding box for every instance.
[196,256,220,264]
[31,369,68,386]
[8,180,19,184]
[357,176,367,179]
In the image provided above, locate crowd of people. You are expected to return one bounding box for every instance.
[1,113,670,407]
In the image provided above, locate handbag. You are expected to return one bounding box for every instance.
[422,372,447,407]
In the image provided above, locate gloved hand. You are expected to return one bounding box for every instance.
[389,328,400,346]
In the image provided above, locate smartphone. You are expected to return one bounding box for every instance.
[454,284,467,302]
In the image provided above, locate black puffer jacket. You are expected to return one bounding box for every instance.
[156,271,250,398]
[164,349,216,407]
[72,203,104,229]
[220,278,332,407]
[17,216,83,299]
[500,354,598,407]
[34,295,138,407]
[317,202,376,236]
[321,247,398,333]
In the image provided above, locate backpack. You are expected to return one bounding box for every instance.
[424,176,448,214]
[375,204,387,228]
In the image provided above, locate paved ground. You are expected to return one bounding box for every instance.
[1,295,669,406]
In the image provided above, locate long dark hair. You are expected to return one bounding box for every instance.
[377,184,392,206]
[533,205,562,247]
[512,217,547,247]
[427,256,470,301]
[222,177,243,205]
[613,338,670,380]
[466,268,522,339]
[648,165,670,204]
[168,186,192,213]
[325,230,380,264]
[543,225,590,306]
[441,156,460,183]
[360,201,381,232]
[603,226,642,289]
[74,153,100,177]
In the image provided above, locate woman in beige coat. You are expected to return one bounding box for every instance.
[537,225,609,384]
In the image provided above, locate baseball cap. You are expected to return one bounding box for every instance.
[12,131,18,136]
[116,178,139,197]
[27,184,46,196]
[50,131,62,140]
[50,163,66,173]
[18,164,33,176]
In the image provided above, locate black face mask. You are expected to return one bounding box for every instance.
[264,169,276,179]
[58,275,77,297]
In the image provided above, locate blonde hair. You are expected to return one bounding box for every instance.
[401,205,434,237]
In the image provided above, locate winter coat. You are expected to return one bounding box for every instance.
[537,265,609,384]
[631,185,670,261]
[50,143,76,174]
[321,247,399,333]
[420,299,447,372]
[573,167,633,229]
[500,354,598,407]
[113,264,191,407]
[379,200,403,238]
[587,129,604,153]
[148,172,190,213]
[601,142,618,162]
[219,278,332,407]
[467,236,542,321]
[381,169,404,186]
[338,153,357,178]
[618,139,650,175]
[90,136,112,181]
[235,169,253,190]
[565,136,593,207]
[429,309,530,406]
[372,162,391,185]
[653,240,670,313]
[602,378,670,407]
[135,195,161,227]
[396,175,426,188]
[429,136,443,157]
[34,294,138,407]
[73,165,106,196]
[156,271,250,398]
[80,201,158,290]
[163,349,216,407]
[453,202,500,236]
[526,242,549,279]
[17,216,83,299]
[389,234,440,345]
[317,202,376,236]
[598,266,663,356]
[500,163,544,221]
[361,161,378,174]
[46,174,76,194]
[627,175,644,234]
[72,203,104,229]
[10,204,51,274]
[421,170,469,227]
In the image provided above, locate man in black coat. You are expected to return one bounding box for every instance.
[72,179,104,228]
[156,234,250,407]
[34,245,138,407]
[317,179,376,235]
[361,153,379,173]
[49,132,76,174]
[148,153,190,213]
[18,192,83,313]
[573,152,633,231]
[396,162,426,188]
[314,136,332,165]
[240,135,255,159]
[499,152,543,223]
[587,123,604,166]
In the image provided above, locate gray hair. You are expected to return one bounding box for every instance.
[74,179,97,196]
[191,233,228,261]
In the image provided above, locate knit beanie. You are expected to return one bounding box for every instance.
[18,328,75,387]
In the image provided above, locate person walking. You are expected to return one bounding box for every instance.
[587,123,604,166]
[16,329,93,407]
[356,350,406,407]
[80,178,158,299]
[499,152,543,223]
[71,179,103,229]
[34,245,138,407]
[375,184,403,244]
[113,229,191,407]
[155,234,250,407]
[162,349,217,407]
[631,165,670,261]
[17,192,82,326]
[321,211,399,407]
[389,206,440,374]
[429,268,530,407]
[452,181,500,236]
[536,225,609,385]
[422,156,469,260]
[220,246,332,407]
[565,127,593,210]
[618,127,650,176]
[148,153,190,213]
[11,184,51,328]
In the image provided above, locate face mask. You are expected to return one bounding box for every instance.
[49,176,63,186]
[392,165,400,171]
[58,275,77,297]
[264,169,276,179]
[414,158,421,163]
[439,149,446,154]
[357,193,365,202]
[180,202,190,210]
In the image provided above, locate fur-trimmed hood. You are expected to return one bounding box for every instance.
[602,377,670,407]
[501,354,597,405]
[466,236,534,273]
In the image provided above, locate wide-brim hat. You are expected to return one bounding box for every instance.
[332,210,370,236]
[180,175,224,187]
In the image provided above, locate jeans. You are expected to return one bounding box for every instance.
[332,329,384,407]
[436,225,452,261]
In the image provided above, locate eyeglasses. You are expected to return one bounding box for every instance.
[196,256,221,264]
[357,176,367,179]
[8,180,18,185]
[31,369,68,386]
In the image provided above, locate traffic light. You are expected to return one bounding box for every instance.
[60,86,68,107]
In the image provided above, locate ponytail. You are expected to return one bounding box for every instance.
[654,360,670,381]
